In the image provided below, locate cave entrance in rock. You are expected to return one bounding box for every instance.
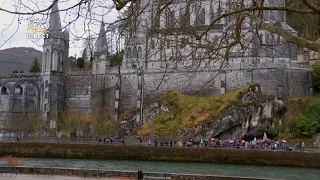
[243,128,274,141]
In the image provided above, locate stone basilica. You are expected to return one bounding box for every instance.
[0,0,313,136]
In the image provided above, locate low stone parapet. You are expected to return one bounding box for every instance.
[0,142,320,168]
[5,167,272,180]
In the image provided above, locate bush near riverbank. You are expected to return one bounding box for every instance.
[0,142,319,168]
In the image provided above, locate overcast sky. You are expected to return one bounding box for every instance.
[0,0,120,57]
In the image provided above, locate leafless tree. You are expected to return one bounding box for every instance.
[0,0,318,57]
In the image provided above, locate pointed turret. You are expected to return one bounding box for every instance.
[93,19,110,74]
[49,2,62,37]
[95,20,108,54]
[63,29,69,40]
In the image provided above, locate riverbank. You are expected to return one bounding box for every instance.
[0,174,127,180]
[0,142,320,168]
[0,166,275,180]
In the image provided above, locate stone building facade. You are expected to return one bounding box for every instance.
[0,0,313,137]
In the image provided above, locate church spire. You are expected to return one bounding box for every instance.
[49,2,62,35]
[95,19,108,54]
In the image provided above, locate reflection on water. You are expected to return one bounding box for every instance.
[0,158,320,180]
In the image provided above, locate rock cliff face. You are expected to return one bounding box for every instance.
[123,84,285,140]
[180,85,284,140]
[197,91,283,140]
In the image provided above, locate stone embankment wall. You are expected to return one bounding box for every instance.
[0,142,319,168]
[64,67,312,115]
[11,167,271,180]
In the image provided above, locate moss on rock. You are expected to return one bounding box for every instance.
[138,84,268,137]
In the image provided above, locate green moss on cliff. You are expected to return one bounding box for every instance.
[138,84,267,137]
[281,95,320,144]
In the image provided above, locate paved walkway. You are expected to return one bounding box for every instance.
[0,174,132,180]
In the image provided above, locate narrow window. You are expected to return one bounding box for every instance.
[126,48,131,58]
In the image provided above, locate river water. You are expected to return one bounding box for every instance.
[0,158,319,180]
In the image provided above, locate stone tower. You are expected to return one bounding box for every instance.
[41,2,69,129]
[92,20,110,74]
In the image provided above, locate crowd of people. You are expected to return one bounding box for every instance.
[142,137,306,151]
[14,134,307,151]
[14,133,307,152]
[94,136,307,151]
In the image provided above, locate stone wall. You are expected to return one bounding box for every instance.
[65,74,91,113]
[0,74,41,135]
[0,66,312,134]
[0,142,319,167]
[10,167,269,180]
[117,67,311,117]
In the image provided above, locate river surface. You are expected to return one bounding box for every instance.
[0,158,320,180]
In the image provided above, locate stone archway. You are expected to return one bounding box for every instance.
[12,81,39,112]
[0,85,9,95]
[0,84,10,113]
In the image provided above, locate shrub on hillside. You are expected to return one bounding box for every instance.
[312,61,320,92]
[294,99,320,136]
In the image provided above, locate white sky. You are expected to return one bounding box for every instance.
[0,0,120,57]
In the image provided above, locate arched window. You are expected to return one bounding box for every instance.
[45,49,50,71]
[150,40,155,49]
[96,63,100,74]
[166,9,170,28]
[154,9,161,28]
[52,50,58,71]
[217,1,222,23]
[14,85,23,95]
[60,51,63,71]
[196,8,205,26]
[0,86,8,95]
[138,47,142,58]
[180,6,190,27]
[169,11,175,28]
[126,48,131,58]
[166,9,175,29]
[126,58,129,69]
[132,47,138,58]
[210,4,214,22]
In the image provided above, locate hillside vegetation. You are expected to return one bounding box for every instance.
[138,85,259,136]
[136,85,320,144]
[282,96,320,143]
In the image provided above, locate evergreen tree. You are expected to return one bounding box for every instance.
[312,62,320,92]
[12,69,18,73]
[89,55,93,69]
[29,58,41,72]
[20,69,24,73]
[110,51,124,67]
[76,58,85,69]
